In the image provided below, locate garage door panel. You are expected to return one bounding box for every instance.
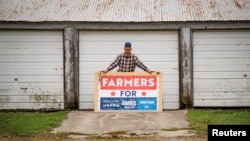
[79,68,105,75]
[0,67,63,75]
[80,94,94,101]
[0,89,63,96]
[0,75,63,83]
[194,92,250,99]
[164,91,179,95]
[0,55,62,62]
[134,48,178,55]
[0,42,62,55]
[79,103,93,109]
[193,44,250,51]
[162,74,179,81]
[0,49,62,55]
[163,95,179,102]
[1,103,63,110]
[194,78,249,91]
[0,31,62,41]
[0,30,64,110]
[163,82,179,89]
[79,31,179,110]
[193,38,250,45]
[79,83,95,89]
[0,82,63,89]
[0,95,63,103]
[194,64,249,71]
[194,78,249,85]
[194,72,250,79]
[80,89,95,94]
[194,99,250,107]
[80,31,177,41]
[163,103,180,110]
[193,30,250,107]
[194,30,250,37]
[80,75,96,82]
[194,59,250,65]
[138,55,178,61]
[194,85,249,92]
[194,50,250,58]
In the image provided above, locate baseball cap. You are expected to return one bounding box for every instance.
[124,42,131,47]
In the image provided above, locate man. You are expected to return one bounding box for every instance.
[101,41,153,73]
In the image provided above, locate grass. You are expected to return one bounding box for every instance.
[0,111,68,137]
[0,109,249,140]
[186,109,250,135]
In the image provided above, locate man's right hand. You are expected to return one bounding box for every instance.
[146,69,154,74]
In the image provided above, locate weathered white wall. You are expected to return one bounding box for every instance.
[0,30,64,109]
[193,30,250,107]
[79,31,179,110]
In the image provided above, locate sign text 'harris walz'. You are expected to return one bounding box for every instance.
[94,72,163,112]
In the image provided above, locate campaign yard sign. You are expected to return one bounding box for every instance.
[94,72,163,112]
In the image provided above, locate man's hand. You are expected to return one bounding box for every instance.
[146,69,154,74]
[100,70,108,74]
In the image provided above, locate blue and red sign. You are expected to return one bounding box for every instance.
[94,72,162,112]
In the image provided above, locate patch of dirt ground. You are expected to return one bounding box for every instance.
[0,133,207,141]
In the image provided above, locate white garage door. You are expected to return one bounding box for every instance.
[79,31,179,110]
[0,30,64,109]
[193,30,250,107]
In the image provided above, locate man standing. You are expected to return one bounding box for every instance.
[101,41,153,73]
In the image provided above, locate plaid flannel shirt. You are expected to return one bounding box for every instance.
[106,53,148,72]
